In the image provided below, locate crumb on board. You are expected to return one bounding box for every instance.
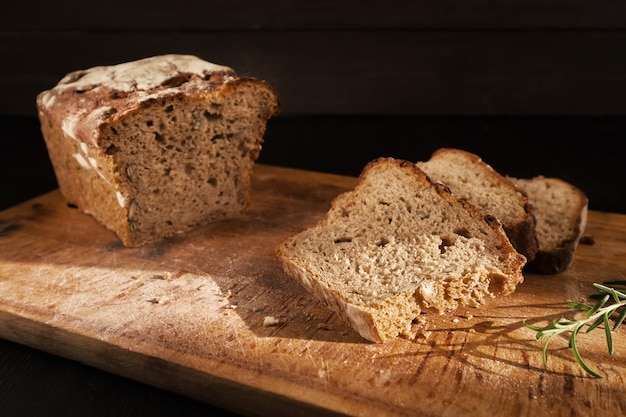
[579,235,595,245]
[451,311,474,323]
[217,290,238,309]
[148,295,170,304]
[132,272,173,280]
[316,322,333,330]
[263,316,282,327]
[460,311,474,320]
[150,272,172,280]
[416,330,432,340]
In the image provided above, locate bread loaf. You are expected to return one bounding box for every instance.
[276,157,526,343]
[37,54,279,246]
[417,148,539,261]
[510,176,588,274]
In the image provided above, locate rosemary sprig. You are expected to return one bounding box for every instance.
[524,282,626,378]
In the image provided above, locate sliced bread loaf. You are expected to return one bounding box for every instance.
[37,54,280,246]
[417,148,539,261]
[510,176,588,274]
[276,157,526,343]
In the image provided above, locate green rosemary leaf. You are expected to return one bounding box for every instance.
[595,283,626,301]
[603,280,626,285]
[541,340,549,367]
[590,282,626,300]
[570,325,603,378]
[604,314,613,355]
[586,294,609,318]
[522,320,544,333]
[525,282,626,378]
[542,333,559,368]
[555,320,576,329]
[586,315,605,333]
[601,280,626,289]
[613,306,626,330]
[612,287,626,300]
[593,283,613,292]
[567,301,591,310]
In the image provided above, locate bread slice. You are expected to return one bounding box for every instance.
[37,54,279,246]
[276,157,526,343]
[510,176,588,274]
[417,148,539,261]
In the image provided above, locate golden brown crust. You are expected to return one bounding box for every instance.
[36,56,247,147]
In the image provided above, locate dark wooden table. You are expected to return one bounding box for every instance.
[0,337,241,417]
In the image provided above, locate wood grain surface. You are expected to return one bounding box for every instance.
[0,164,625,417]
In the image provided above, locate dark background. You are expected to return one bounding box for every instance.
[2,1,626,416]
[3,0,626,214]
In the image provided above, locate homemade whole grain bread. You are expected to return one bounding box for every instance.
[417,148,539,261]
[37,54,279,246]
[510,176,588,274]
[276,157,526,343]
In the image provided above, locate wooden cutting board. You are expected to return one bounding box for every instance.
[1,164,625,417]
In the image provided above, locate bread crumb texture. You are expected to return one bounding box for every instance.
[276,157,525,343]
[417,148,539,261]
[37,54,279,246]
